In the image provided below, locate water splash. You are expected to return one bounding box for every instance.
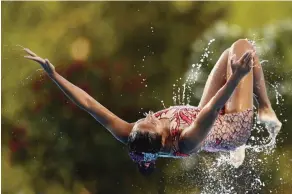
[269,82,284,106]
[172,39,215,105]
[166,38,287,193]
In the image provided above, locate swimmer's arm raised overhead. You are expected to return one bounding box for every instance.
[179,51,255,154]
[23,48,133,143]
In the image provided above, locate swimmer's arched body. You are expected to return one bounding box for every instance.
[24,39,282,174]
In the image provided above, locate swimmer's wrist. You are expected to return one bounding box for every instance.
[48,70,57,79]
[229,72,242,84]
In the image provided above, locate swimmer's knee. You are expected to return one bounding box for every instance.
[231,39,255,51]
[223,48,230,55]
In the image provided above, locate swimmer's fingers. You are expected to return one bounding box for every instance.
[23,48,38,57]
[242,51,255,73]
[246,51,256,69]
[249,51,256,66]
[245,54,253,71]
[230,54,236,65]
[243,52,252,65]
[237,51,250,64]
[25,56,55,75]
[252,50,256,58]
[24,55,46,65]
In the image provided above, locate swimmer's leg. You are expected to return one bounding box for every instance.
[225,39,254,113]
[225,39,254,167]
[253,53,282,138]
[198,41,251,167]
[198,49,229,108]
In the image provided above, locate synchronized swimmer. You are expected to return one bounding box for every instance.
[24,39,282,175]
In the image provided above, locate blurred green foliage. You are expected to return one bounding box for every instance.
[2,2,292,194]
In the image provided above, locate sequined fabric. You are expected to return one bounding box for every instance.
[200,108,253,152]
[154,106,253,155]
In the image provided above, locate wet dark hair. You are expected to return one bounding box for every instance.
[137,162,155,176]
[128,130,162,153]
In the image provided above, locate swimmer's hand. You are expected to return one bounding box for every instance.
[230,50,255,78]
[23,48,55,76]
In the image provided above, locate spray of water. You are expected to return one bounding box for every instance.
[172,39,215,106]
[166,38,287,193]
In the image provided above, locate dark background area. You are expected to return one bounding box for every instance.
[2,2,292,194]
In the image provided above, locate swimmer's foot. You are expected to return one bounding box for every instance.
[229,145,245,168]
[257,106,282,138]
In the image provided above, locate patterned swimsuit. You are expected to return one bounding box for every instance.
[154,105,253,155]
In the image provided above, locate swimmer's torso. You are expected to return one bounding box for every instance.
[154,105,253,156]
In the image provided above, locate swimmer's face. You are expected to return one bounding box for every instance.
[128,112,163,155]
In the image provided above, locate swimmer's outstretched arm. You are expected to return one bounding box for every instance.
[179,50,255,154]
[23,48,133,143]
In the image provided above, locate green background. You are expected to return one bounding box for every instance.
[2,2,292,194]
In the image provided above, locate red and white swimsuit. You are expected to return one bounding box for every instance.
[154,105,253,155]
